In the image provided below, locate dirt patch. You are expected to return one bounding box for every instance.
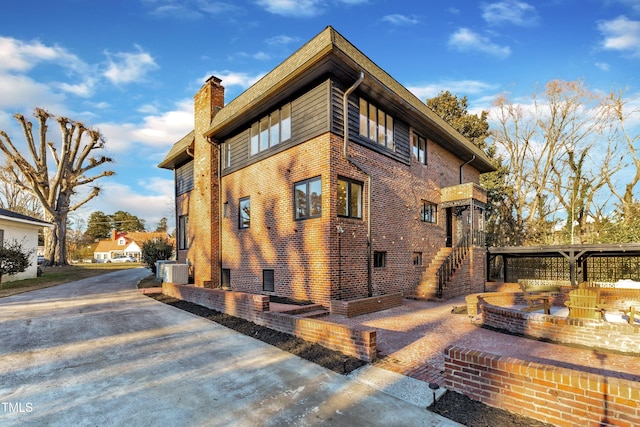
[148,293,553,427]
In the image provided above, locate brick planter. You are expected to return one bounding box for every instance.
[330,292,402,317]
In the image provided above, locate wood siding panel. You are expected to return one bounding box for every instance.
[222,80,331,175]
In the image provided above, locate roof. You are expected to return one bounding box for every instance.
[0,208,53,228]
[93,231,174,254]
[160,26,495,173]
[158,130,194,170]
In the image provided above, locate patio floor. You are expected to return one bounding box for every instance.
[319,297,640,386]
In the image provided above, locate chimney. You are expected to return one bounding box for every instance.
[200,76,224,121]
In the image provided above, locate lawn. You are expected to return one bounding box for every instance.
[0,263,148,298]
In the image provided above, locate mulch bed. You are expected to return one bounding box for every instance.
[147,293,554,427]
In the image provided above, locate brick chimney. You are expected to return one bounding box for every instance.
[191,76,224,288]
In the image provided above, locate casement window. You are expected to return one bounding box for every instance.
[413,252,423,266]
[239,197,250,229]
[263,269,275,292]
[359,98,394,150]
[294,177,322,219]
[250,103,291,156]
[337,177,363,219]
[412,131,427,164]
[421,201,437,224]
[178,215,189,249]
[373,251,386,268]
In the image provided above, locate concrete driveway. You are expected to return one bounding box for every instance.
[0,268,459,426]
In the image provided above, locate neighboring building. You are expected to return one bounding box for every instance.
[0,208,53,282]
[159,26,495,306]
[93,230,173,262]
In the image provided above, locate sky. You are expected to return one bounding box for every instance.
[0,0,638,232]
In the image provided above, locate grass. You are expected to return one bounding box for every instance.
[0,263,147,298]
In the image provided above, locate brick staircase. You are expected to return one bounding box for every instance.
[409,247,453,300]
[280,304,330,318]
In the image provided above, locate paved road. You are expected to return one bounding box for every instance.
[0,268,459,426]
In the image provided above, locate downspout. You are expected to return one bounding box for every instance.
[459,155,475,184]
[342,72,373,297]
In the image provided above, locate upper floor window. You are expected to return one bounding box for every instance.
[359,98,394,151]
[239,197,250,229]
[250,103,291,156]
[412,131,427,164]
[421,201,437,223]
[294,177,322,220]
[222,141,231,170]
[337,177,363,219]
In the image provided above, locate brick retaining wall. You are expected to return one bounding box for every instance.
[163,283,377,361]
[445,345,640,427]
[330,292,402,317]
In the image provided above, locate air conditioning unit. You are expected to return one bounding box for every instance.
[163,264,189,285]
[155,260,176,280]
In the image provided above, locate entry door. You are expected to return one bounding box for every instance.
[446,207,453,247]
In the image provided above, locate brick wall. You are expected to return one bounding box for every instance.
[445,345,640,427]
[163,283,377,361]
[330,292,402,317]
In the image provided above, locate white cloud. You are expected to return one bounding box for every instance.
[448,28,511,58]
[255,0,366,17]
[102,45,159,85]
[0,73,68,113]
[595,62,610,71]
[202,71,265,90]
[96,99,193,153]
[382,14,419,26]
[597,16,640,57]
[265,35,300,46]
[407,80,499,100]
[0,36,87,73]
[143,0,240,19]
[481,0,538,27]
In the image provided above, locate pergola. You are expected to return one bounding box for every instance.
[487,243,640,286]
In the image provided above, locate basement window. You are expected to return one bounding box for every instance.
[263,269,274,292]
[373,251,386,268]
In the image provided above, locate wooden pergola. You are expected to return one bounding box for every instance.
[487,243,640,286]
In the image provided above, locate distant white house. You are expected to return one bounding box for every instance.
[93,230,174,262]
[0,208,53,282]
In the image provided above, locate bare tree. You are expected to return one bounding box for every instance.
[0,162,43,218]
[0,108,115,265]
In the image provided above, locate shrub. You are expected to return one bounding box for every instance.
[0,239,33,289]
[141,238,174,274]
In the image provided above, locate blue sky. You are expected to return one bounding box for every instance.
[0,0,638,231]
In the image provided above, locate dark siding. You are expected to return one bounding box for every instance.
[176,161,194,195]
[222,79,331,175]
[331,81,411,165]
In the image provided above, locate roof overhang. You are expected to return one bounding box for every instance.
[158,131,194,170]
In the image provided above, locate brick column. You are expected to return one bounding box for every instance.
[191,76,224,287]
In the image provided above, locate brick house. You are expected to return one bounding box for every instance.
[159,26,495,307]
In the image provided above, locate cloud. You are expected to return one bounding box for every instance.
[595,62,610,71]
[265,35,300,46]
[202,71,265,90]
[481,0,538,27]
[102,45,159,85]
[0,36,88,73]
[255,0,366,17]
[407,80,499,100]
[448,28,511,58]
[382,14,419,26]
[142,0,240,19]
[0,73,68,113]
[597,15,640,57]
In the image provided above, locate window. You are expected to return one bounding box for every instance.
[178,215,189,249]
[239,197,250,229]
[223,202,229,218]
[412,131,426,164]
[263,269,274,292]
[337,177,363,219]
[374,251,386,268]
[250,103,292,156]
[413,252,423,266]
[176,161,194,195]
[222,142,231,170]
[359,98,394,150]
[421,201,437,223]
[294,177,322,219]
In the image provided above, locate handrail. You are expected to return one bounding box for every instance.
[435,231,484,298]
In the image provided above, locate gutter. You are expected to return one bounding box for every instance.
[342,72,373,297]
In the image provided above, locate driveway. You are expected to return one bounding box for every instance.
[0,268,458,426]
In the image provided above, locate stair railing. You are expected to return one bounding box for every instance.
[435,232,470,298]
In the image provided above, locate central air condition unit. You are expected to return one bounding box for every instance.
[163,264,189,285]
[155,260,176,280]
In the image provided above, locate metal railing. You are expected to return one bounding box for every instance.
[436,232,474,298]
